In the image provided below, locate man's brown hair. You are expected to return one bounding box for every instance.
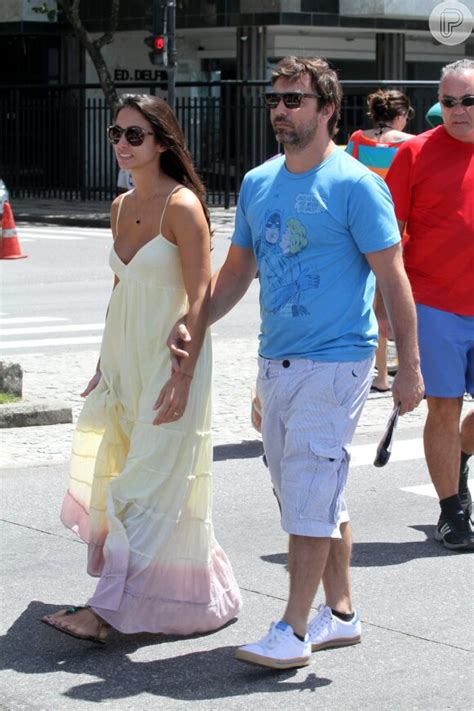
[271,56,342,137]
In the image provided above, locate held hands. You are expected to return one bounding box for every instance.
[167,318,192,372]
[80,369,101,398]
[153,371,193,425]
[156,316,193,424]
[391,365,424,416]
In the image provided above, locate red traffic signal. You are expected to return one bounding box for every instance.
[153,35,165,51]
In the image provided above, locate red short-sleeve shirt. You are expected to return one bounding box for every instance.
[386,126,474,315]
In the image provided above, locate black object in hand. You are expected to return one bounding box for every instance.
[374,403,400,467]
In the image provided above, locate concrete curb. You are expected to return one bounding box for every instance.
[0,402,73,428]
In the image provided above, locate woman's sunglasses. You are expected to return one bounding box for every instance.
[107,125,154,146]
[440,96,474,108]
[263,92,321,110]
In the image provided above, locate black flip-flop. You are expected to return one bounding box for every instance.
[370,385,391,393]
[41,606,109,645]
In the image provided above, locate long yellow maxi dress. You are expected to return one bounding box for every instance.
[60,194,242,634]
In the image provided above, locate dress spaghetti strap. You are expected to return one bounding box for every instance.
[114,193,127,237]
[159,185,182,235]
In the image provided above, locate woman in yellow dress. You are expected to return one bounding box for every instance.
[42,94,242,643]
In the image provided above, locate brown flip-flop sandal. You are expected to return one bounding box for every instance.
[41,606,109,645]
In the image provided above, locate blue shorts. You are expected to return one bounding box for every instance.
[417,304,474,398]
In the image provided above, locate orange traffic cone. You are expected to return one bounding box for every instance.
[1,202,27,259]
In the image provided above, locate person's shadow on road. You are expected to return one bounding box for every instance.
[261,524,454,569]
[0,601,331,704]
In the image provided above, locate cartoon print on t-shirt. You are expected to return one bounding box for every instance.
[259,212,320,317]
[265,210,281,244]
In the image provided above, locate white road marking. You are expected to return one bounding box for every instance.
[400,484,438,499]
[351,439,472,499]
[0,335,103,349]
[1,323,104,336]
[350,437,424,467]
[20,227,110,237]
[16,233,86,241]
[0,317,68,325]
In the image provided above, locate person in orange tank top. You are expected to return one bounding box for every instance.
[346,89,415,393]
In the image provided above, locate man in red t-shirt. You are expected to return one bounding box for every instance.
[386,58,474,552]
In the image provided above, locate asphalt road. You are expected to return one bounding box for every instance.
[1,448,472,710]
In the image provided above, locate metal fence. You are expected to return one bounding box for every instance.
[0,80,438,207]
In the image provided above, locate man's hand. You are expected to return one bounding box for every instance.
[152,371,192,425]
[391,365,424,416]
[167,318,192,372]
[80,369,101,398]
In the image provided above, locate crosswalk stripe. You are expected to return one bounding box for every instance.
[401,479,472,499]
[401,484,437,499]
[350,437,424,467]
[1,323,104,336]
[0,317,68,325]
[16,233,86,241]
[21,225,109,232]
[20,228,110,238]
[0,335,103,349]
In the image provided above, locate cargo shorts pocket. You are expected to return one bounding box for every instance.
[297,443,348,524]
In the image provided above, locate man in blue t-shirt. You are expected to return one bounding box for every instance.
[169,57,424,670]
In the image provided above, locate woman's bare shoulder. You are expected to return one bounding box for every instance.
[382,130,415,143]
[110,195,121,214]
[169,185,201,209]
[110,192,130,214]
[361,128,415,143]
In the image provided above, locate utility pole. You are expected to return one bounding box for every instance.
[166,0,177,110]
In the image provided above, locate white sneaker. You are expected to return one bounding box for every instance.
[308,604,361,652]
[235,621,311,669]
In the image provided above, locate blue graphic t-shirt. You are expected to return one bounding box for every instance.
[232,148,400,362]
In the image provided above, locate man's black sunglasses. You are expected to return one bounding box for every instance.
[107,124,154,146]
[439,96,474,108]
[264,92,321,109]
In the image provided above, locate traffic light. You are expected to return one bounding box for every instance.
[154,35,165,52]
[144,33,168,66]
[144,0,168,67]
[152,33,167,66]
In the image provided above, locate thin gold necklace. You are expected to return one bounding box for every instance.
[132,189,160,225]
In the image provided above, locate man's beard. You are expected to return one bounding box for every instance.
[272,113,320,150]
